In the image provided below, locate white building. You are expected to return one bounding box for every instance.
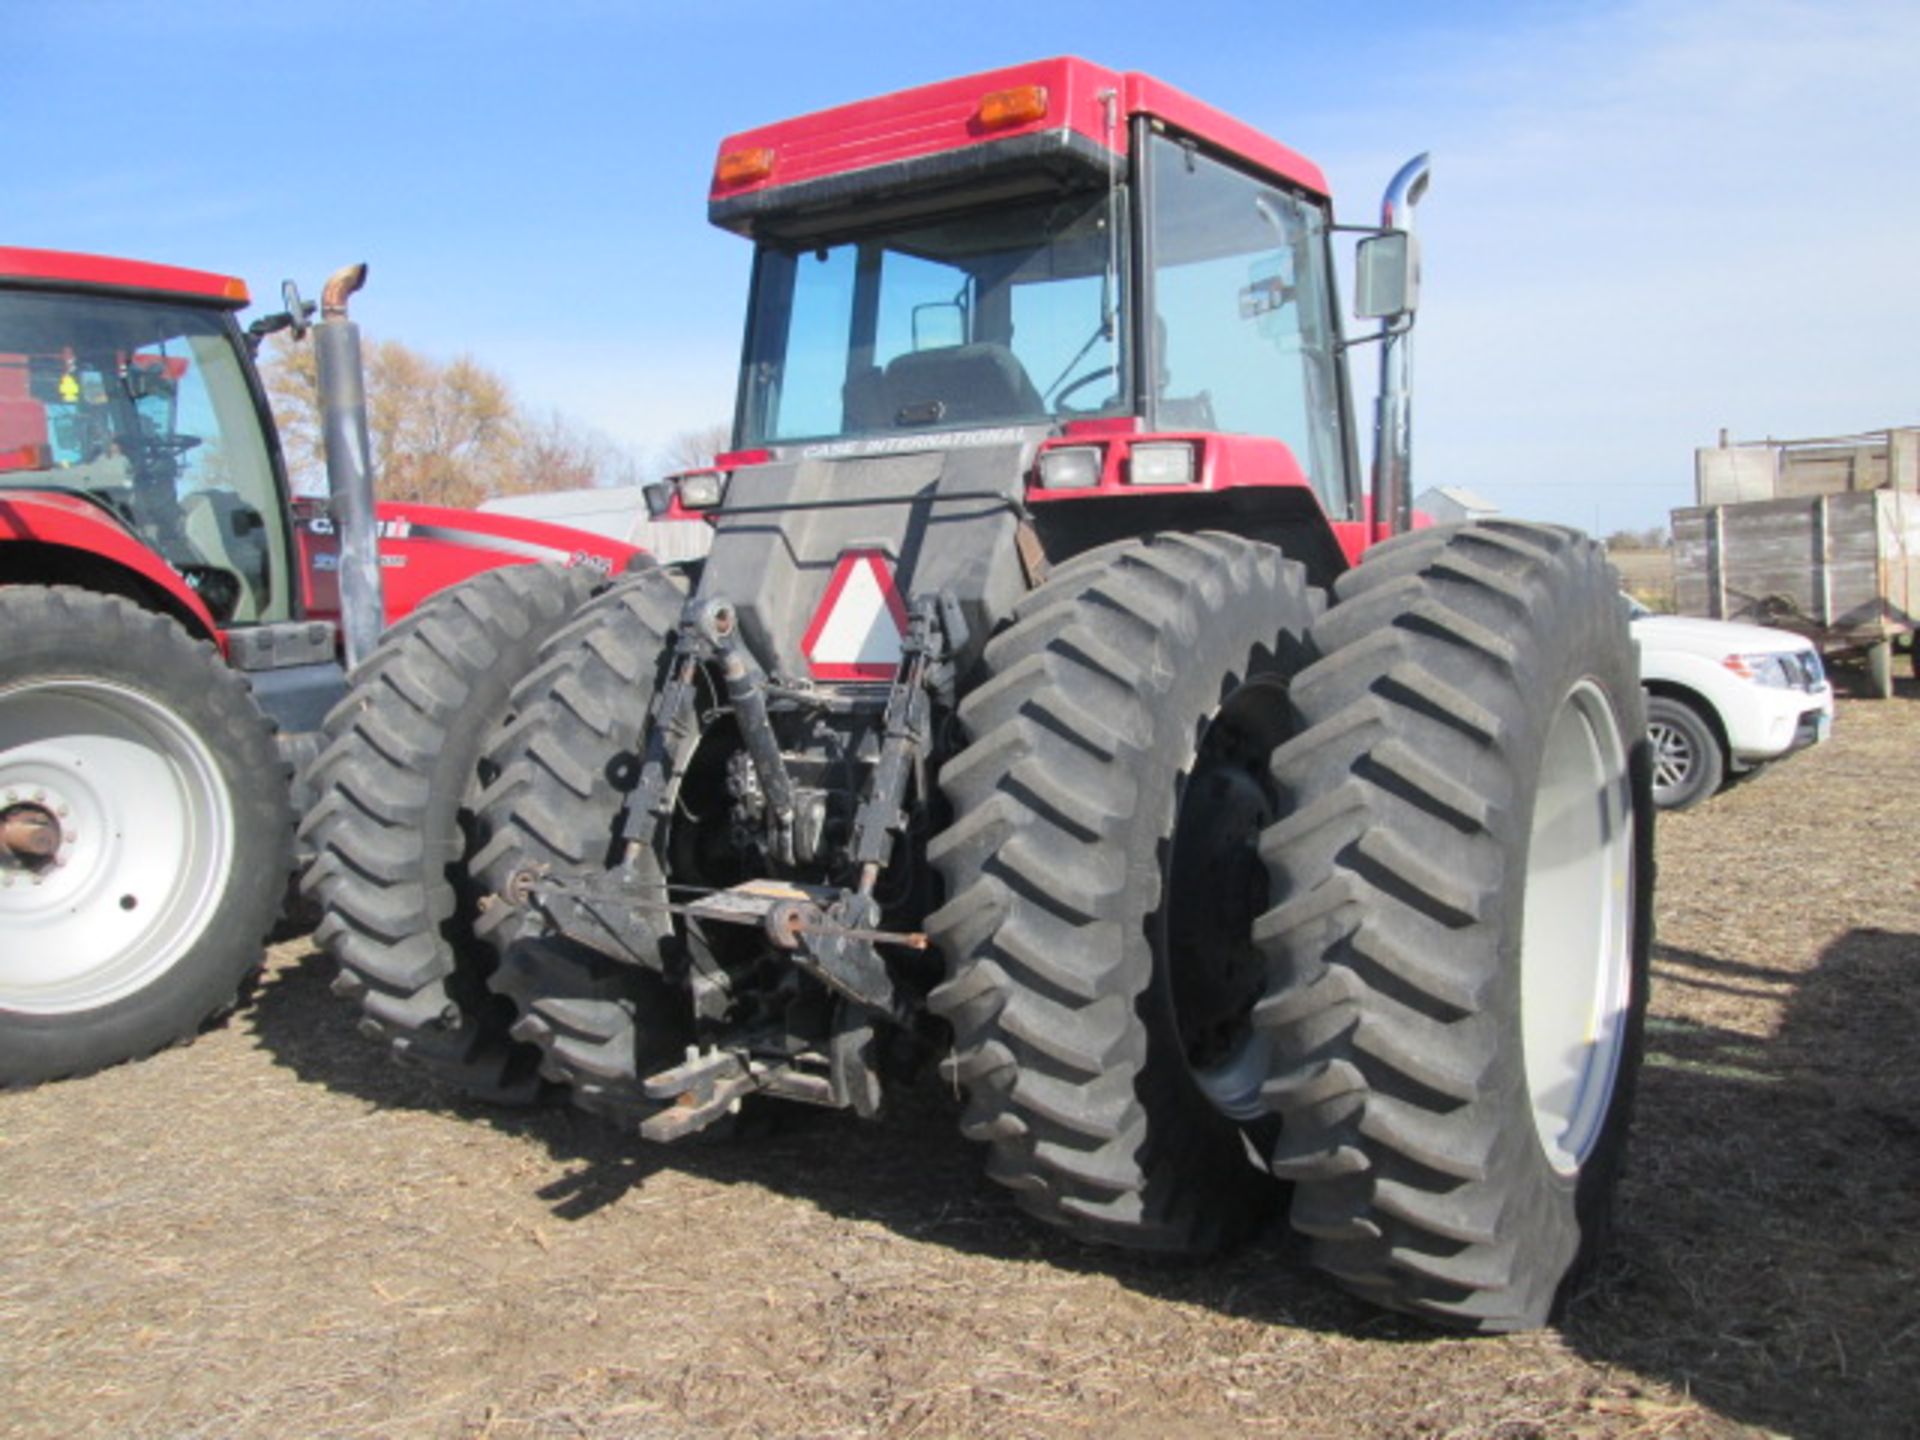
[480,485,712,564]
[1413,485,1501,525]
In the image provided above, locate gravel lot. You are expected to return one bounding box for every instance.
[3,682,1915,1439]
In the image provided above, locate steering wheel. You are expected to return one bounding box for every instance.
[141,434,203,456]
[1051,365,1117,415]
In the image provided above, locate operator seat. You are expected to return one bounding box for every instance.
[180,489,270,623]
[875,343,1044,427]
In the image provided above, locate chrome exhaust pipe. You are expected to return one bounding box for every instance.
[1370,154,1431,540]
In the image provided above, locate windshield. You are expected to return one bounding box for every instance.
[739,187,1126,447]
[0,290,288,622]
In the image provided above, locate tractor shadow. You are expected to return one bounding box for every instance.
[1563,930,1920,1438]
[247,929,1920,1432]
[246,944,1395,1335]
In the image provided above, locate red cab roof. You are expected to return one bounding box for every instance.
[0,247,250,308]
[710,56,1329,208]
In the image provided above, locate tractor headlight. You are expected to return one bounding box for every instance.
[1036,446,1103,490]
[676,471,727,509]
[1128,442,1197,487]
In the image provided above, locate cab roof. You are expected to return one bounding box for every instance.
[709,56,1329,226]
[0,247,251,308]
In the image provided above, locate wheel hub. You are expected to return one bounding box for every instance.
[1647,718,1694,794]
[1,800,65,871]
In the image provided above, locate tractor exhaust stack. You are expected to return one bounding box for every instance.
[1369,153,1430,540]
[315,262,383,670]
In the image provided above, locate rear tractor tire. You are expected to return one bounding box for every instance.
[0,587,292,1087]
[300,562,602,1103]
[1257,521,1652,1331]
[928,532,1317,1253]
[471,566,696,1129]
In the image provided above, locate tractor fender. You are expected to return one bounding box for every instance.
[0,491,222,640]
[1027,435,1363,591]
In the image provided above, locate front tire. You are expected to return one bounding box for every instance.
[1257,521,1652,1331]
[0,587,291,1087]
[928,533,1317,1253]
[1644,694,1723,811]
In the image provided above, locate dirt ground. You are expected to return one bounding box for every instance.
[3,685,1916,1440]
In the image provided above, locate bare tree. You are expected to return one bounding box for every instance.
[518,408,645,493]
[658,422,734,475]
[263,336,646,506]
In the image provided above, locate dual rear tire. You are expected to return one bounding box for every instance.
[300,562,603,1101]
[296,523,1651,1331]
[931,524,1651,1329]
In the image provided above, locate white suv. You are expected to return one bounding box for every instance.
[1625,597,1834,809]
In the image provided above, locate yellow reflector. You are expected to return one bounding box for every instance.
[977,85,1049,131]
[715,147,775,188]
[223,277,250,303]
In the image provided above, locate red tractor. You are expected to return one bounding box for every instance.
[0,248,646,1088]
[309,58,1653,1330]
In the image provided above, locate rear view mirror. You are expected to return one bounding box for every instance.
[1354,231,1420,320]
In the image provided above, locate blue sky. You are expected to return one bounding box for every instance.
[13,0,1915,535]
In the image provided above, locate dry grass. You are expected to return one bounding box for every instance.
[2,681,1915,1439]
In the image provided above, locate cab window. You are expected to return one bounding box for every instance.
[1147,132,1348,513]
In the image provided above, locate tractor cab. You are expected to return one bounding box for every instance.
[702,58,1389,578]
[0,251,296,627]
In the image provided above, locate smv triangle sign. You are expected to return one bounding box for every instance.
[801,549,909,680]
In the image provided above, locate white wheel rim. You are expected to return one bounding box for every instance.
[1519,680,1635,1175]
[0,679,234,1014]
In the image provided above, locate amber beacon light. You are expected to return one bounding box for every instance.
[715,147,776,188]
[975,85,1049,130]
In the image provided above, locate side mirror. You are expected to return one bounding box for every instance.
[243,281,317,356]
[1354,230,1420,320]
[281,280,312,341]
